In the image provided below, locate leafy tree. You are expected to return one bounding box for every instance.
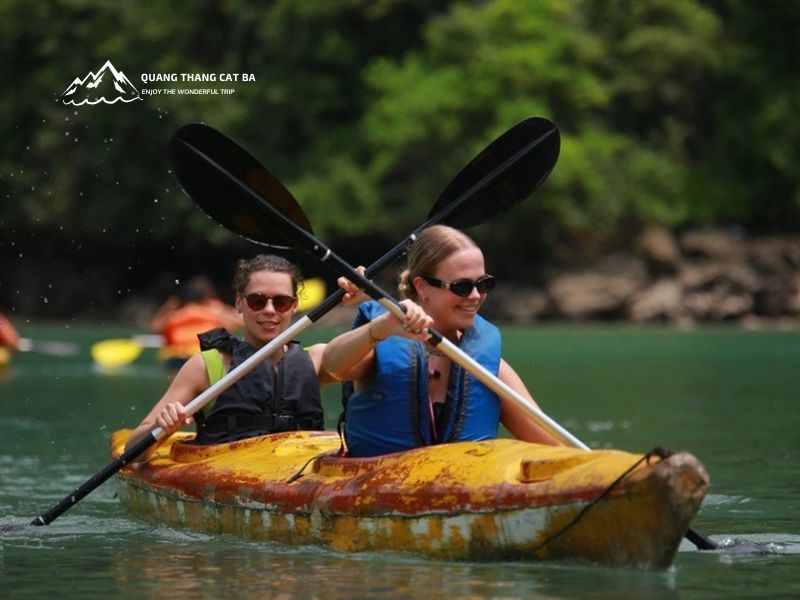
[344,0,731,271]
[1,0,799,316]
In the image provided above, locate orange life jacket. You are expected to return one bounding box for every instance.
[161,303,228,355]
[0,314,20,348]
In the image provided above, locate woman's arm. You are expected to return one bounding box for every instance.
[497,359,562,446]
[306,343,338,387]
[124,353,210,461]
[322,300,432,382]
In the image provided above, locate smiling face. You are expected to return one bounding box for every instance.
[414,246,488,336]
[236,269,297,347]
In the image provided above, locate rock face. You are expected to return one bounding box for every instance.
[547,256,649,319]
[488,228,800,326]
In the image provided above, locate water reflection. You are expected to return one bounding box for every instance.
[102,532,681,600]
[0,515,684,599]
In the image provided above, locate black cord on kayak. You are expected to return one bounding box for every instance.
[335,409,347,457]
[530,446,674,555]
[286,450,337,484]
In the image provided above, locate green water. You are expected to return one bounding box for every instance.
[1,324,798,598]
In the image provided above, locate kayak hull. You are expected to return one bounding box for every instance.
[111,430,708,569]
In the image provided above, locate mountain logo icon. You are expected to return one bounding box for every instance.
[60,60,141,106]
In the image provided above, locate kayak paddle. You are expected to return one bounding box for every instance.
[17,338,79,357]
[4,117,556,533]
[90,335,165,368]
[172,122,718,551]
[297,277,326,312]
[173,125,585,449]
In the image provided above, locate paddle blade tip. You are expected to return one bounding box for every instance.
[170,123,315,251]
[429,116,561,229]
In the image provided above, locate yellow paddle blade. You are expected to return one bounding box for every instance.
[90,339,144,368]
[298,278,326,312]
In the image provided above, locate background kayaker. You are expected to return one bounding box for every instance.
[323,225,562,457]
[0,312,21,350]
[0,312,21,367]
[149,274,243,369]
[125,254,336,460]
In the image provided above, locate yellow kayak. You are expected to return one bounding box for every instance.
[110,430,708,569]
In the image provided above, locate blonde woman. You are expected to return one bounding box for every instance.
[323,225,560,458]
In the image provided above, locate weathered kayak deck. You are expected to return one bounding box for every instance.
[110,430,708,569]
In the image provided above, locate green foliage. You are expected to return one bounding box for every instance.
[2,0,799,282]
[351,0,734,259]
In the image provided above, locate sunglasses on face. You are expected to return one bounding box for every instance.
[244,293,297,313]
[420,274,496,297]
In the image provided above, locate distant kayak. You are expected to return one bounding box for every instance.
[110,430,708,570]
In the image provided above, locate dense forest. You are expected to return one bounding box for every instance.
[1,0,799,322]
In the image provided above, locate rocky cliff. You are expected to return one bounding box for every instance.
[489,228,800,328]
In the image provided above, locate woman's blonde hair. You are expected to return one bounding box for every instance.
[398,225,477,301]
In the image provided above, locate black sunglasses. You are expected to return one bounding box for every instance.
[244,293,297,313]
[420,274,496,297]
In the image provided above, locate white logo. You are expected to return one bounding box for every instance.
[60,60,141,106]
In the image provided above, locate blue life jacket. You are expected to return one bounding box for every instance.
[194,328,323,445]
[343,301,501,457]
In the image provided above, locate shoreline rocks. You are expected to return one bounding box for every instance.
[488,228,800,328]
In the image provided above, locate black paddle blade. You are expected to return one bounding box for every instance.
[170,123,313,249]
[430,117,560,229]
